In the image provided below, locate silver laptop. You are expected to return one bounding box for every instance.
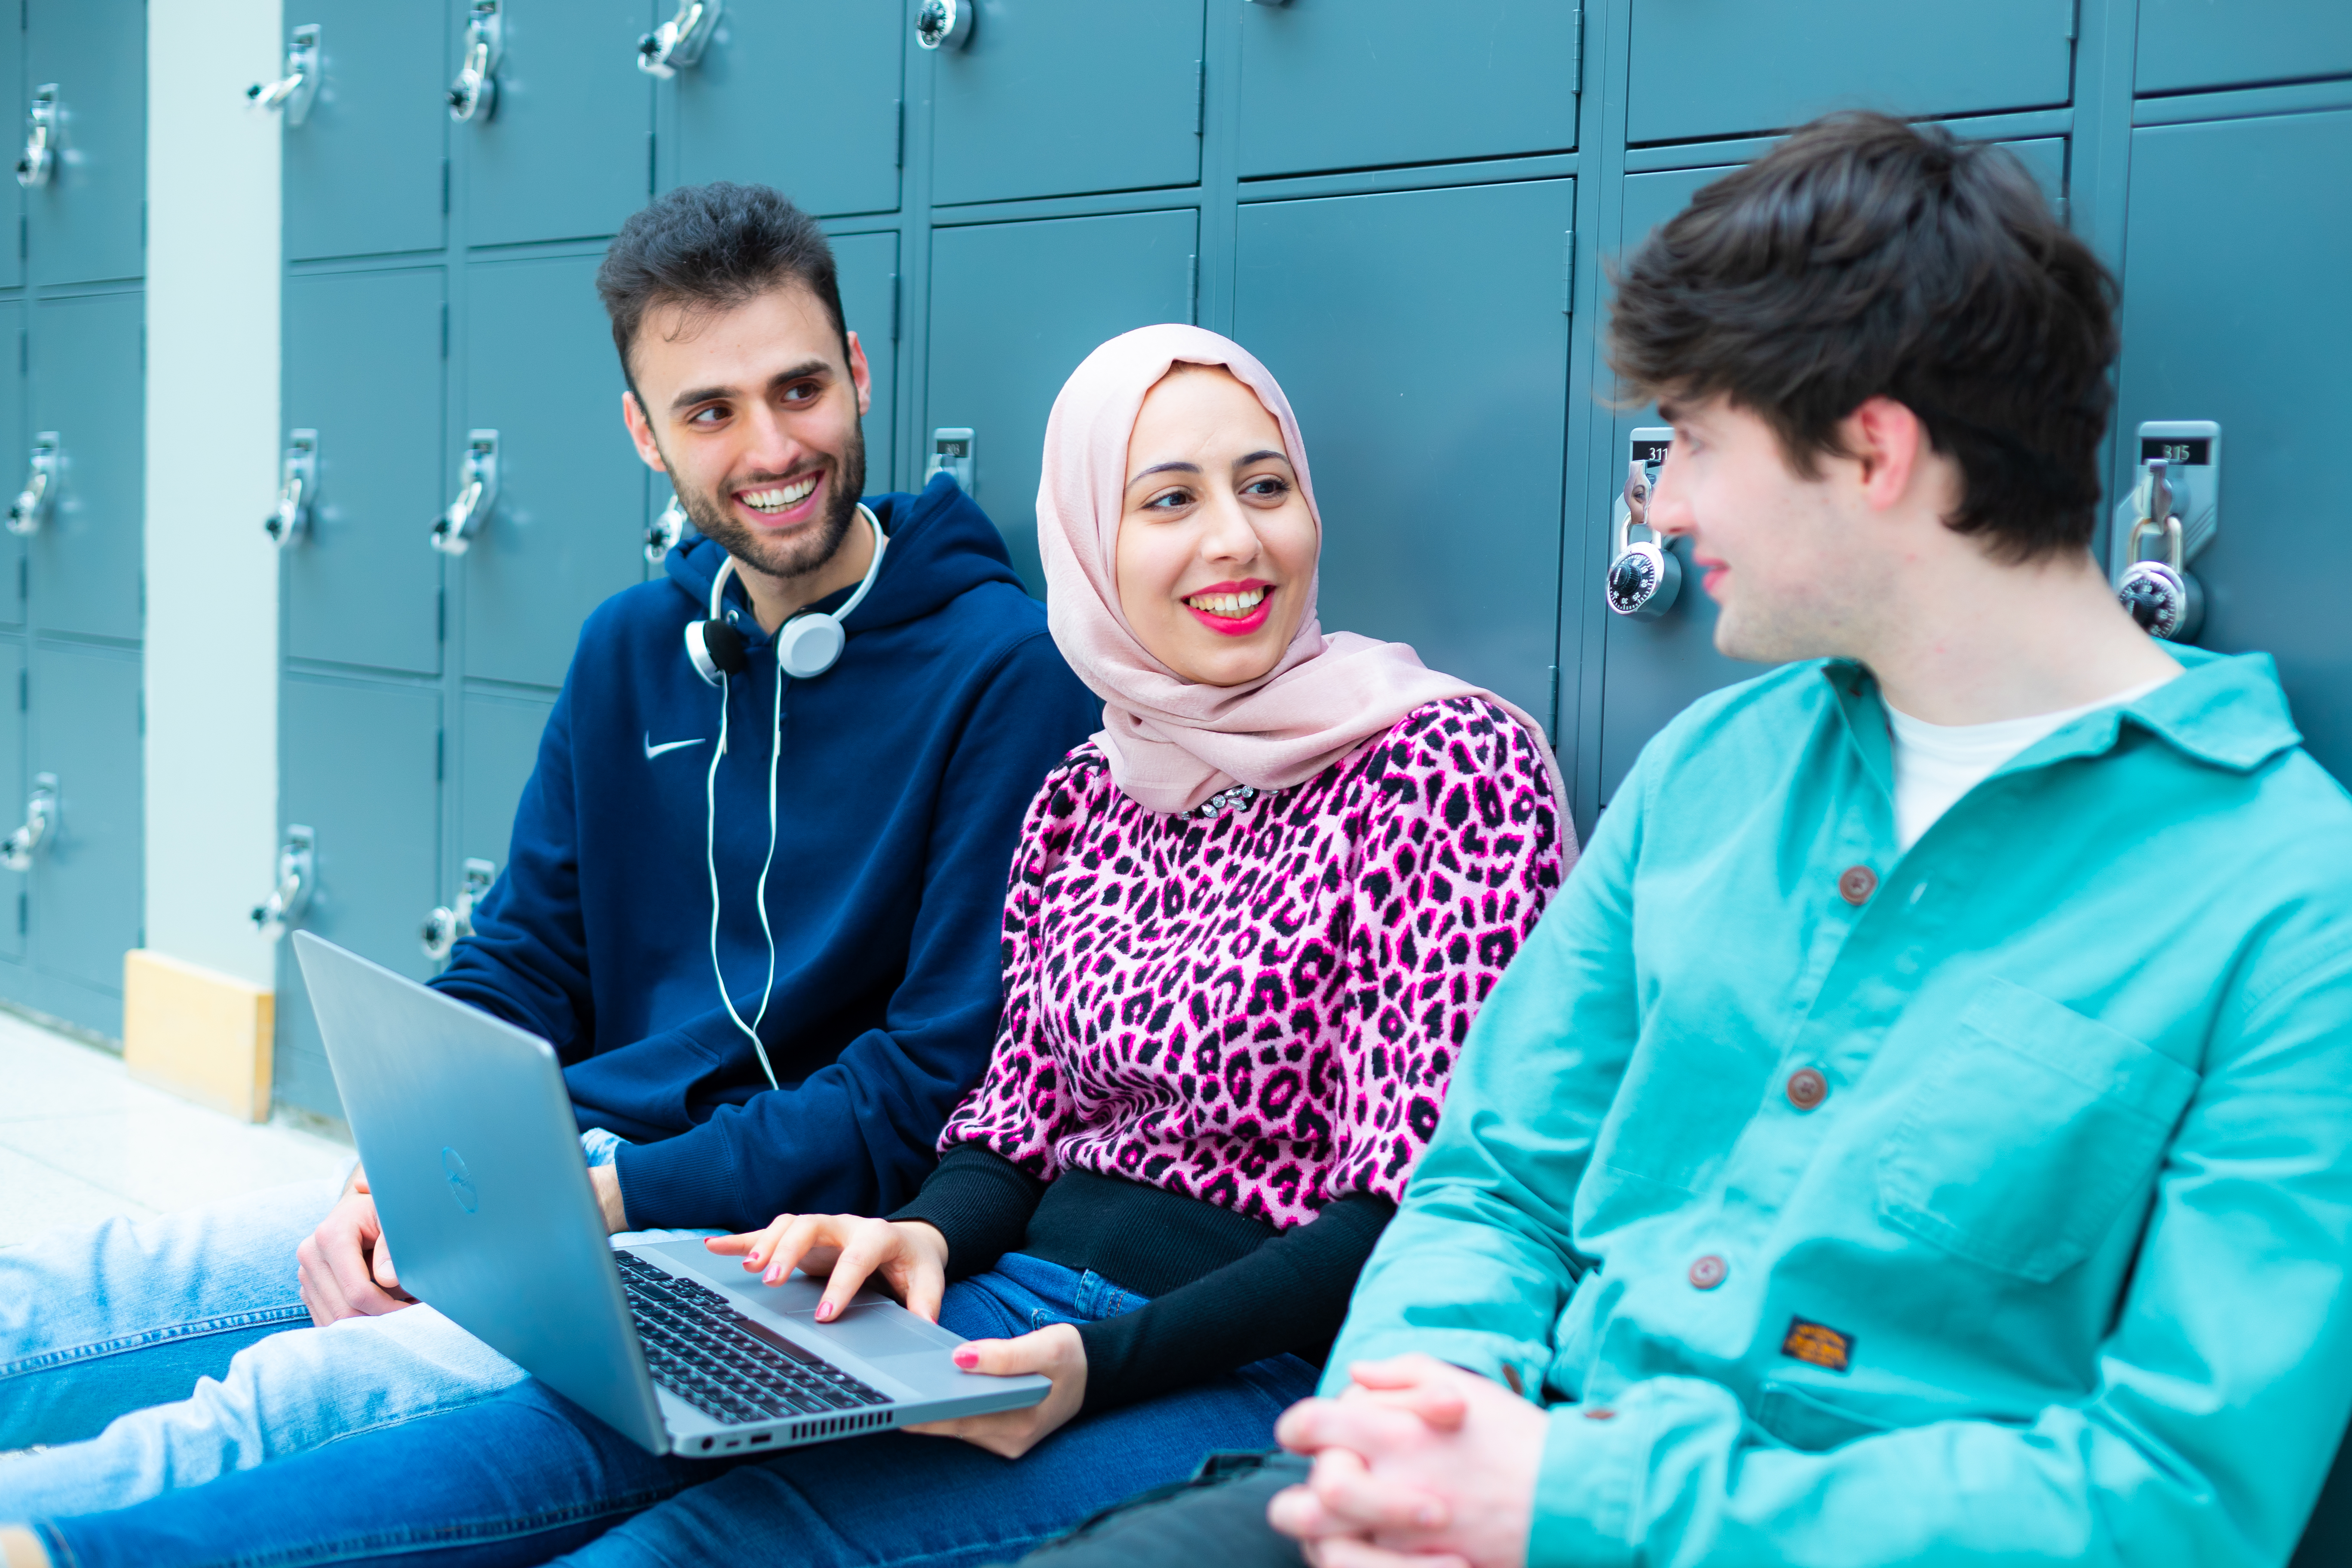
[292,931,1049,1458]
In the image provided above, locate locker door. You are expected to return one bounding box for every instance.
[0,6,21,291]
[1626,0,2073,145]
[284,268,447,675]
[461,690,554,876]
[930,0,1205,207]
[0,639,23,964]
[1598,165,1758,804]
[30,643,140,1020]
[668,1,902,218]
[2115,109,2352,783]
[282,0,450,261]
[0,301,22,629]
[462,254,645,689]
[24,0,145,285]
[275,676,442,1120]
[28,292,142,644]
[2137,0,2352,97]
[831,230,899,495]
[1237,0,1580,178]
[462,0,655,248]
[925,209,1199,591]
[1233,179,1575,728]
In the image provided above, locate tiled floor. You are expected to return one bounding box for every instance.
[0,1011,351,1250]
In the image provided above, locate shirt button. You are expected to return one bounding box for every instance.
[1687,1254,1727,1290]
[1785,1067,1828,1111]
[1838,865,1877,906]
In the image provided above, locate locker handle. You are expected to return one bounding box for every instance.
[646,494,686,563]
[448,1,502,123]
[265,430,317,548]
[430,430,500,556]
[250,826,316,941]
[421,858,498,962]
[2,773,56,873]
[6,434,58,538]
[915,0,974,51]
[638,0,722,78]
[14,84,55,190]
[247,24,321,128]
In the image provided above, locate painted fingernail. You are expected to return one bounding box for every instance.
[817,1302,834,1321]
[953,1348,978,1368]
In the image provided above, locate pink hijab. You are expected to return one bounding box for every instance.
[1036,323,1569,818]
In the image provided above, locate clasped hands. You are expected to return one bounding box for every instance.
[707,1213,1087,1459]
[1268,1354,1548,1568]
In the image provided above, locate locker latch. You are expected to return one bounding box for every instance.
[1605,427,1681,619]
[2110,420,2220,644]
[639,0,722,78]
[449,2,503,123]
[421,858,499,963]
[14,85,55,190]
[1,774,56,873]
[431,430,501,556]
[7,434,58,538]
[646,493,688,563]
[248,24,322,129]
[925,428,975,493]
[915,0,974,51]
[250,826,316,941]
[265,430,318,548]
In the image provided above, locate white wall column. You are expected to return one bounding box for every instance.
[143,0,283,991]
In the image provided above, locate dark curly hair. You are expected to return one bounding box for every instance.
[1608,112,2119,562]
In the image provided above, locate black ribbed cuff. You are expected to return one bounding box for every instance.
[888,1142,1047,1281]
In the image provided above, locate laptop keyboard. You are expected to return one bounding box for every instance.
[616,1250,892,1427]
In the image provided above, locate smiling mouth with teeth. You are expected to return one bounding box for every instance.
[1185,586,1266,617]
[738,473,819,515]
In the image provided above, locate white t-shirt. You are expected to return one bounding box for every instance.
[1885,675,2176,852]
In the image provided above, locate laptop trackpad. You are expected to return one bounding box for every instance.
[787,1303,960,1360]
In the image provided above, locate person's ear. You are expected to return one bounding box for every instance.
[1843,396,1923,512]
[845,331,873,420]
[621,390,668,472]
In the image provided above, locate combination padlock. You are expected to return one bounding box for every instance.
[1605,447,1680,619]
[2116,457,2204,643]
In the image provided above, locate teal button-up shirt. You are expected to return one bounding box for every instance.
[1329,648,2352,1566]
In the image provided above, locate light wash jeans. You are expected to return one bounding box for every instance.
[0,1129,717,1521]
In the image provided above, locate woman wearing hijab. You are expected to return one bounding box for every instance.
[12,326,1572,1568]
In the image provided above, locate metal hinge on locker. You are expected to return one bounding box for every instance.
[1605,428,1681,619]
[448,2,503,123]
[2111,421,2220,643]
[422,859,499,962]
[1,774,56,873]
[265,430,317,547]
[639,0,722,77]
[431,431,500,555]
[14,86,56,189]
[250,826,316,940]
[7,434,57,536]
[247,24,321,127]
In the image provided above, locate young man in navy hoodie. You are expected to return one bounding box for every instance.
[0,183,1098,1531]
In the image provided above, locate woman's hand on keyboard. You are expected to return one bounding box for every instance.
[706,1214,949,1325]
[906,1323,1087,1459]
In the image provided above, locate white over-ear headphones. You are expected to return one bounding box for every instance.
[684,503,890,685]
[686,502,890,1090]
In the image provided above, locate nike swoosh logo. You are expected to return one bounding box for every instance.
[643,733,707,760]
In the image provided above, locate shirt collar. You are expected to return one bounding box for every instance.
[1819,646,2303,783]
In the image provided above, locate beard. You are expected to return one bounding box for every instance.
[673,418,867,584]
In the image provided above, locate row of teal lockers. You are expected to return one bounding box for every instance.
[0,2,2345,1082]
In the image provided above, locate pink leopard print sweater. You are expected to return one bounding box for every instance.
[940,695,1568,1231]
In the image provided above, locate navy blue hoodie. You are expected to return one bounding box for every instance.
[431,478,1099,1232]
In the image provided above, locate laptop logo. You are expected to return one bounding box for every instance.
[643,732,705,761]
[441,1146,479,1213]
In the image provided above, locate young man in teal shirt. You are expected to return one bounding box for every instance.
[1022,113,2352,1568]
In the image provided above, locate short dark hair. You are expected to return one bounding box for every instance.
[1608,112,2119,561]
[594,181,850,395]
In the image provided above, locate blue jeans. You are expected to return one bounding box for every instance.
[0,1131,711,1519]
[33,1253,1321,1568]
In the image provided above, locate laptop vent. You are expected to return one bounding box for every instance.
[790,1409,895,1443]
